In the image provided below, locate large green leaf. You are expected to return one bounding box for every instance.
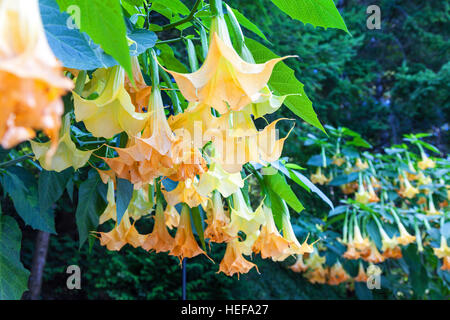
[1,167,55,234]
[0,215,30,300]
[56,0,132,77]
[115,178,133,225]
[191,206,206,251]
[270,0,348,33]
[264,173,304,213]
[246,38,324,132]
[38,169,73,213]
[75,171,104,247]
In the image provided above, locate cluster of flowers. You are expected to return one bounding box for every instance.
[292,128,449,286]
[2,0,317,277]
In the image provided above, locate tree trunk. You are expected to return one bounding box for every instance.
[27,231,50,300]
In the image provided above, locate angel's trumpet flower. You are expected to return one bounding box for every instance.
[30,114,92,172]
[352,220,370,253]
[328,261,350,286]
[73,66,149,138]
[367,183,380,203]
[305,266,328,284]
[204,191,231,243]
[395,221,416,246]
[197,160,244,198]
[355,158,369,170]
[417,172,432,186]
[433,235,450,271]
[418,154,435,171]
[354,262,369,282]
[170,204,207,262]
[252,206,291,261]
[124,56,152,113]
[218,238,258,278]
[98,179,118,225]
[245,86,294,119]
[398,173,419,199]
[425,194,441,215]
[332,155,346,167]
[0,0,73,150]
[142,200,174,253]
[224,191,265,255]
[379,227,402,259]
[289,254,308,273]
[362,242,385,264]
[280,209,316,258]
[162,178,207,208]
[343,241,360,260]
[310,167,330,185]
[127,187,153,221]
[162,14,292,114]
[355,183,370,204]
[164,205,180,230]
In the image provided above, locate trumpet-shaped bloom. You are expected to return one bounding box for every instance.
[204,191,231,243]
[97,211,146,251]
[341,182,358,195]
[362,242,385,264]
[98,179,117,225]
[355,184,370,204]
[164,205,180,230]
[0,0,72,150]
[289,255,308,273]
[398,178,419,199]
[353,222,371,253]
[124,56,152,113]
[367,184,380,203]
[417,172,432,186]
[433,235,450,271]
[418,154,435,171]
[342,242,360,260]
[280,212,316,259]
[162,31,291,114]
[379,227,402,259]
[354,263,368,282]
[332,155,346,167]
[218,238,258,278]
[395,222,416,246]
[167,137,208,182]
[170,204,207,261]
[142,201,174,253]
[162,178,207,208]
[355,158,369,170]
[252,206,291,261]
[310,167,330,185]
[305,266,328,284]
[197,160,244,198]
[328,261,350,286]
[245,86,294,119]
[127,187,153,221]
[30,114,92,172]
[73,66,149,138]
[224,191,265,255]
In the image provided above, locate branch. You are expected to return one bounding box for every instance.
[160,0,202,31]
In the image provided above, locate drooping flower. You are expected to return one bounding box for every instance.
[367,184,380,203]
[0,0,73,150]
[252,206,291,261]
[289,254,308,273]
[30,114,92,172]
[204,191,232,243]
[305,266,328,284]
[224,191,265,255]
[170,204,207,262]
[395,221,416,246]
[127,187,154,221]
[398,177,419,199]
[197,160,244,198]
[362,242,385,264]
[355,183,370,204]
[355,158,369,170]
[167,137,208,182]
[343,242,360,260]
[162,178,207,208]
[379,227,402,259]
[162,21,292,114]
[417,172,432,186]
[124,56,152,113]
[164,205,180,230]
[354,263,368,282]
[310,167,330,185]
[341,182,358,195]
[433,235,450,271]
[142,200,175,253]
[352,221,371,254]
[425,194,441,215]
[73,66,149,139]
[280,211,316,258]
[418,154,435,171]
[245,86,294,119]
[218,238,258,278]
[332,155,346,167]
[328,261,350,286]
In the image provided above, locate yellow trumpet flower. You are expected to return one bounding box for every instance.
[30,114,92,172]
[433,236,450,271]
[288,254,308,273]
[355,158,369,170]
[310,167,330,185]
[328,261,350,286]
[204,191,231,243]
[362,242,385,264]
[355,184,370,204]
[162,178,207,208]
[170,204,207,262]
[354,263,368,282]
[197,160,244,198]
[73,66,148,138]
[418,154,435,171]
[218,238,258,278]
[379,227,402,259]
[164,205,180,230]
[252,206,291,261]
[162,31,291,114]
[142,201,174,253]
[0,0,73,150]
[280,211,316,258]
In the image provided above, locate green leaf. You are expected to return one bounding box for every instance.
[226,6,269,42]
[403,245,429,297]
[267,190,287,230]
[38,169,73,213]
[191,206,206,251]
[151,0,190,15]
[75,171,104,247]
[328,172,358,186]
[116,178,134,225]
[0,215,30,300]
[264,173,304,213]
[56,0,132,77]
[246,38,324,132]
[270,0,349,33]
[157,44,188,73]
[1,167,55,233]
